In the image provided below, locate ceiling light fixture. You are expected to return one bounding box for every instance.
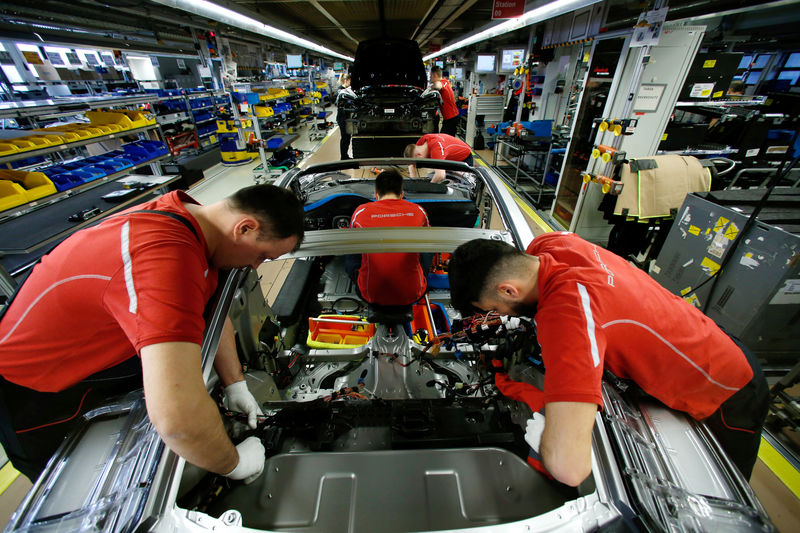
[423,0,602,61]
[150,0,354,61]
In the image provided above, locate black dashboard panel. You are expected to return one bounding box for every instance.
[302,179,479,230]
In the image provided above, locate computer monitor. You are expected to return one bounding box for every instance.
[476,54,496,73]
[333,62,343,72]
[286,54,303,69]
[499,47,525,73]
[452,67,464,80]
[434,60,444,69]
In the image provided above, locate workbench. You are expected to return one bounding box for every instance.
[0,174,180,279]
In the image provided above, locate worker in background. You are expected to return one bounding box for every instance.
[347,170,430,306]
[336,72,354,159]
[0,185,305,483]
[404,133,473,184]
[727,80,746,96]
[430,66,460,136]
[448,234,768,486]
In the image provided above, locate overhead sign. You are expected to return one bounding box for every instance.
[492,0,525,20]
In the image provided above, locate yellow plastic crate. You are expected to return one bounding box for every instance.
[266,88,290,99]
[86,110,135,131]
[117,109,155,128]
[253,105,274,118]
[306,315,375,350]
[0,143,20,156]
[0,180,27,211]
[216,119,252,133]
[36,125,93,140]
[0,170,56,202]
[22,135,65,147]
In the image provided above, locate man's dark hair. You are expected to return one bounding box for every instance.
[403,143,418,158]
[228,184,305,246]
[375,169,404,197]
[430,65,442,77]
[728,80,745,95]
[449,238,524,316]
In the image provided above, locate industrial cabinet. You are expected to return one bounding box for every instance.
[650,193,800,364]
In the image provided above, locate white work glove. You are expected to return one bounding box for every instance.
[224,436,265,484]
[524,412,546,454]
[223,380,264,429]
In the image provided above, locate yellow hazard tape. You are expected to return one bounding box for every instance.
[758,436,800,499]
[0,461,20,495]
[473,155,552,233]
[502,182,553,234]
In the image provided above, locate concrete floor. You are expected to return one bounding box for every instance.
[1,115,798,531]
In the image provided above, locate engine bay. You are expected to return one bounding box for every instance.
[177,254,595,532]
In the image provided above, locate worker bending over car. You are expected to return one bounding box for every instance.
[430,66,459,136]
[347,169,430,306]
[404,133,473,184]
[448,233,768,486]
[0,185,304,484]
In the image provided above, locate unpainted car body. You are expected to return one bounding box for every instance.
[6,160,774,533]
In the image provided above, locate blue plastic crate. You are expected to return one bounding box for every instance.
[520,120,552,137]
[266,137,285,149]
[49,172,85,191]
[192,110,213,123]
[121,140,169,160]
[190,97,213,109]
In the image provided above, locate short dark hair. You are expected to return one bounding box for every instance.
[403,143,417,158]
[375,169,403,197]
[449,239,525,315]
[228,184,305,245]
[728,80,745,94]
[430,66,442,77]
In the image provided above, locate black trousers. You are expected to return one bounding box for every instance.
[337,118,351,159]
[705,335,769,480]
[0,357,143,481]
[441,116,459,137]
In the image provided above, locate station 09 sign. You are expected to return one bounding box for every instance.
[492,0,525,19]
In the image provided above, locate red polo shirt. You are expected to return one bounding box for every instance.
[438,78,459,120]
[528,232,752,420]
[0,191,217,392]
[416,134,471,162]
[351,198,430,306]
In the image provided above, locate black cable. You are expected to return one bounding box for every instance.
[700,130,800,313]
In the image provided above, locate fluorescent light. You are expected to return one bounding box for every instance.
[151,0,353,62]
[423,0,602,61]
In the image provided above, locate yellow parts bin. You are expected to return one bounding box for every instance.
[253,105,274,118]
[0,134,68,155]
[216,118,252,133]
[0,170,56,211]
[307,315,376,349]
[85,109,156,131]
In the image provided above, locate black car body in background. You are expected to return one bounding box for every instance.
[336,38,441,157]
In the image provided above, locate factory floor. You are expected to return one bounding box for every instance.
[1,118,798,531]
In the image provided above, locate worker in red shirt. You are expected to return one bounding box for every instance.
[448,233,768,485]
[430,66,460,136]
[348,170,430,306]
[404,133,473,184]
[0,185,304,483]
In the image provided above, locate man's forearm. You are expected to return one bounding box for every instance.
[153,392,239,474]
[214,317,245,387]
[408,164,418,178]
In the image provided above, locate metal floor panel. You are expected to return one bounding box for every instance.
[212,448,567,532]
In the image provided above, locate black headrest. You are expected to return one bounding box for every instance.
[367,303,413,324]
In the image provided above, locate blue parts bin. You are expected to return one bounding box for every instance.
[38,140,167,191]
[266,137,286,149]
[121,140,169,160]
